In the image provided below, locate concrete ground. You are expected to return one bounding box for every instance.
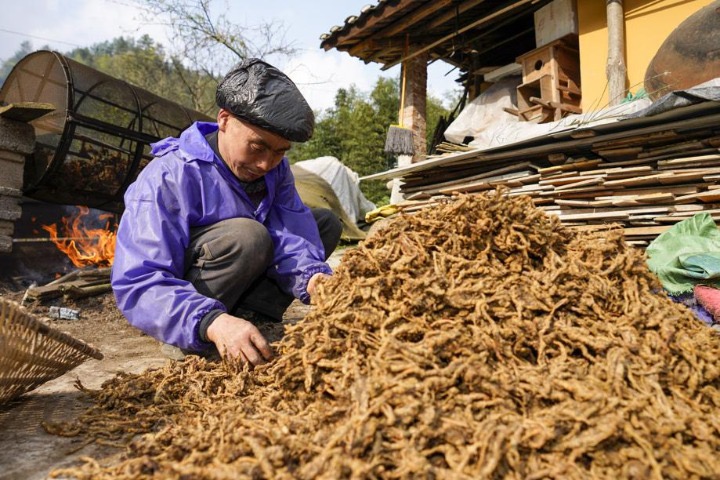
[0,290,313,480]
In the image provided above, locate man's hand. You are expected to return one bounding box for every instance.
[206,313,273,366]
[307,273,331,297]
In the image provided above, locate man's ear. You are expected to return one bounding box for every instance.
[217,108,230,131]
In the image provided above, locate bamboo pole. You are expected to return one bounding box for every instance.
[606,0,627,106]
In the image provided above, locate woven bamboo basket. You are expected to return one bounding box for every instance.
[0,298,103,405]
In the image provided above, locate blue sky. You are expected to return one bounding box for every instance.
[0,0,462,112]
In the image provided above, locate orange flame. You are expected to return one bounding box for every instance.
[41,206,117,268]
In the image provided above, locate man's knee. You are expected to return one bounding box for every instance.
[311,208,342,260]
[187,217,273,270]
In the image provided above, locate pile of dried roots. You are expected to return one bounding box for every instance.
[51,193,720,479]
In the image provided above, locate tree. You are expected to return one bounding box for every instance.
[139,0,297,112]
[0,41,36,86]
[291,76,452,206]
[63,36,217,115]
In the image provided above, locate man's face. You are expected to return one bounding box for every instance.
[216,108,292,182]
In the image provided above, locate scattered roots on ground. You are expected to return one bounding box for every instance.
[50,192,720,479]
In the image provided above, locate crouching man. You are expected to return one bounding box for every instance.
[111,59,341,366]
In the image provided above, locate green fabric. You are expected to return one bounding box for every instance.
[646,213,720,294]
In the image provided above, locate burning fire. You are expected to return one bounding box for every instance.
[42,206,117,268]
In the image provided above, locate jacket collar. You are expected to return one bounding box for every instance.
[150,122,217,163]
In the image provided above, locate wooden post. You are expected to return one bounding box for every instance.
[401,51,428,162]
[606,0,627,106]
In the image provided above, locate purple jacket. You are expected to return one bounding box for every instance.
[111,122,331,351]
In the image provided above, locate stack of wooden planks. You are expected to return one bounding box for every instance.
[365,101,720,246]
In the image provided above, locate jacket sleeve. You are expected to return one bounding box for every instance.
[265,161,332,303]
[111,160,226,351]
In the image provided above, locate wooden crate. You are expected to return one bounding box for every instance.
[516,34,581,123]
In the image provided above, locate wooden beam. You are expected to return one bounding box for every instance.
[606,0,627,106]
[425,0,489,30]
[349,0,458,57]
[381,0,539,71]
[323,0,420,50]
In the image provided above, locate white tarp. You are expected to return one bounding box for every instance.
[444,76,653,151]
[443,76,522,147]
[293,156,375,222]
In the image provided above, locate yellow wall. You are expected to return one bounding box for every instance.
[577,0,714,112]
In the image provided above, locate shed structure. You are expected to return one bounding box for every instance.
[321,0,714,160]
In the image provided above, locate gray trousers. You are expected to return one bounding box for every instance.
[183,208,342,321]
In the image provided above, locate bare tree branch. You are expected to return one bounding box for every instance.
[139,0,297,78]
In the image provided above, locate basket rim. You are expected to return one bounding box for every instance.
[1,299,104,361]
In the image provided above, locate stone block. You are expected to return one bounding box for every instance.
[0,235,11,253]
[0,186,21,197]
[0,117,35,155]
[0,195,22,220]
[0,219,14,236]
[0,206,22,221]
[0,151,26,190]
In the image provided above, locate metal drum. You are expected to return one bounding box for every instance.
[0,51,211,212]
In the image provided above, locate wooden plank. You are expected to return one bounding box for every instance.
[594,184,701,199]
[590,130,678,149]
[435,171,531,195]
[603,167,720,188]
[610,147,718,166]
[594,146,643,159]
[537,159,603,175]
[673,203,719,212]
[540,170,581,180]
[541,185,610,197]
[404,170,533,196]
[548,210,630,221]
[602,173,662,188]
[26,276,111,301]
[638,139,705,158]
[401,162,533,193]
[658,169,720,184]
[540,174,604,186]
[0,102,55,122]
[555,176,605,191]
[609,192,676,206]
[551,205,671,216]
[657,153,720,169]
[555,199,614,208]
[576,166,653,179]
[518,173,542,184]
[675,190,720,204]
[655,213,720,223]
[548,153,568,165]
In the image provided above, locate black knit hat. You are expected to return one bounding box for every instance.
[216,58,314,142]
